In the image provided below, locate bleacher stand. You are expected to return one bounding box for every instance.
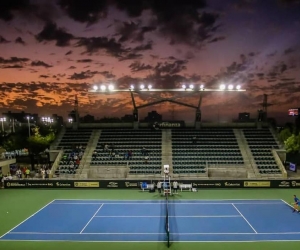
[243,129,281,175]
[172,129,244,175]
[91,129,162,175]
[54,129,92,176]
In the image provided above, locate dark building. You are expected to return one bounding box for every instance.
[121,114,134,122]
[238,112,250,122]
[2,111,39,123]
[81,114,95,123]
[143,111,162,122]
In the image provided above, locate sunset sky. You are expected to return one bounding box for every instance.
[0,0,300,123]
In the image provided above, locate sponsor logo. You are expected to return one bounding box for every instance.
[125,182,138,187]
[26,182,53,187]
[278,181,290,187]
[291,181,300,187]
[107,182,118,188]
[194,183,222,187]
[56,182,72,187]
[157,122,184,128]
[6,182,26,187]
[224,182,241,187]
[74,182,99,188]
[244,181,270,187]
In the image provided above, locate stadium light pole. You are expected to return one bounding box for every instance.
[88,83,246,128]
[0,117,6,132]
[26,116,34,137]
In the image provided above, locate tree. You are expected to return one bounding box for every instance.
[279,127,293,143]
[284,134,300,153]
[2,134,27,151]
[27,127,55,155]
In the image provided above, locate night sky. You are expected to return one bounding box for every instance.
[0,0,300,123]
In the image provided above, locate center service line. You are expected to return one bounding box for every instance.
[231,203,258,234]
[80,204,104,234]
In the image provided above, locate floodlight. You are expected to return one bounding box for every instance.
[93,85,98,90]
[219,84,226,90]
[189,84,194,89]
[100,85,106,91]
[130,84,134,90]
[236,85,241,90]
[228,84,234,90]
[200,84,204,89]
[148,84,152,89]
[182,84,186,89]
[140,84,145,89]
[108,84,114,91]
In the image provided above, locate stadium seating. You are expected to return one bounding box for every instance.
[55,129,93,176]
[91,129,162,175]
[172,129,244,175]
[243,129,281,175]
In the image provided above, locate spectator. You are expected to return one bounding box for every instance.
[16,169,22,179]
[128,150,132,160]
[41,169,45,179]
[25,168,30,178]
[157,181,162,193]
[144,155,149,164]
[173,181,178,194]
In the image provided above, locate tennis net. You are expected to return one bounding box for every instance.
[165,193,170,248]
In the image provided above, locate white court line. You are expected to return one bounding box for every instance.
[1,239,300,243]
[94,215,241,218]
[232,203,258,234]
[79,204,104,234]
[0,200,55,239]
[281,199,299,211]
[53,199,283,201]
[7,232,300,235]
[51,202,284,205]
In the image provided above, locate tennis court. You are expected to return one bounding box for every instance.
[1,198,300,243]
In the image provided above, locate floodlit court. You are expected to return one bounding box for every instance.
[1,199,300,243]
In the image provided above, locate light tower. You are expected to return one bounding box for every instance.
[89,83,246,129]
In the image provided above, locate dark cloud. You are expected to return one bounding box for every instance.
[1,65,24,69]
[36,22,74,47]
[99,71,115,78]
[0,0,32,21]
[208,36,226,43]
[39,75,50,78]
[69,70,99,80]
[267,51,277,57]
[31,60,52,68]
[0,35,10,43]
[77,59,93,63]
[116,21,156,42]
[185,51,195,59]
[129,62,152,72]
[133,42,152,52]
[279,0,300,6]
[58,0,108,24]
[119,52,142,61]
[76,37,128,57]
[154,60,188,75]
[15,36,26,45]
[284,47,295,54]
[58,0,223,47]
[232,0,256,12]
[0,57,29,64]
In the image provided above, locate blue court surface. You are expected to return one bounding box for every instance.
[1,199,300,242]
